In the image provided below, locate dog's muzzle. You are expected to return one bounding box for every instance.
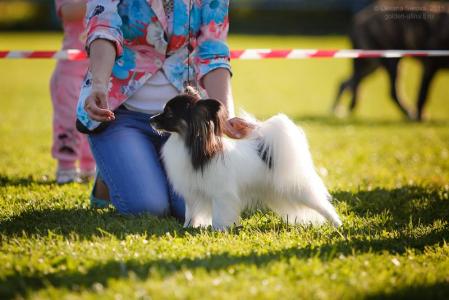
[149,114,167,135]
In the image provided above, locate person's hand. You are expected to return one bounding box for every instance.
[224,117,256,139]
[84,83,115,122]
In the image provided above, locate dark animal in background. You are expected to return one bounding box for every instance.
[333,1,449,121]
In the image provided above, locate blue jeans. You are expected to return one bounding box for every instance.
[88,106,185,221]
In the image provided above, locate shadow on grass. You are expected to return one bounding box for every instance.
[333,185,449,226]
[365,281,449,300]
[0,208,186,239]
[1,226,449,299]
[1,185,448,298]
[0,175,55,187]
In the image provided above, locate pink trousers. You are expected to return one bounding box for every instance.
[50,68,95,171]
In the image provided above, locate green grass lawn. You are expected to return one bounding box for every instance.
[1,32,449,299]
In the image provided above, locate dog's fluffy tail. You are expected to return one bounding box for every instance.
[256,114,342,227]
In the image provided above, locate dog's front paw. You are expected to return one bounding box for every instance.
[212,220,240,231]
[184,217,212,228]
[183,219,191,228]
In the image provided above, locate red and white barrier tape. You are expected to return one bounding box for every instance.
[1,49,449,60]
[231,49,449,59]
[0,49,87,60]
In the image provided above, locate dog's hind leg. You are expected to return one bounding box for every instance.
[332,78,352,115]
[270,191,342,227]
[269,183,342,228]
[334,59,377,115]
[267,200,327,226]
[383,58,413,119]
[300,189,342,228]
[348,59,378,113]
[416,63,437,121]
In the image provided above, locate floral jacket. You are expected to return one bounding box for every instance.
[76,0,231,132]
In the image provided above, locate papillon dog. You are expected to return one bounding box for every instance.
[150,94,342,230]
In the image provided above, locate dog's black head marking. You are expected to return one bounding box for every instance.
[150,94,228,171]
[149,94,196,134]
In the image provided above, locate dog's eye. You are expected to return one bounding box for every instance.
[165,110,174,118]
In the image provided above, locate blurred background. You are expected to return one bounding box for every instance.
[0,0,448,121]
[0,0,374,32]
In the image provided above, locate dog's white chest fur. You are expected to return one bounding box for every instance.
[162,134,268,199]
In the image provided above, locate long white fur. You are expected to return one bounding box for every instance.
[161,113,343,230]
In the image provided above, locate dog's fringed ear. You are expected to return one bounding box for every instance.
[187,99,227,171]
[193,99,227,135]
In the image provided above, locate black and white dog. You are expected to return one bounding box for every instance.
[150,94,342,230]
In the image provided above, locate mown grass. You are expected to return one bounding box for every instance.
[0,32,449,299]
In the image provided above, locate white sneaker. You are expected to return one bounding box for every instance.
[56,168,80,184]
[79,168,96,183]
